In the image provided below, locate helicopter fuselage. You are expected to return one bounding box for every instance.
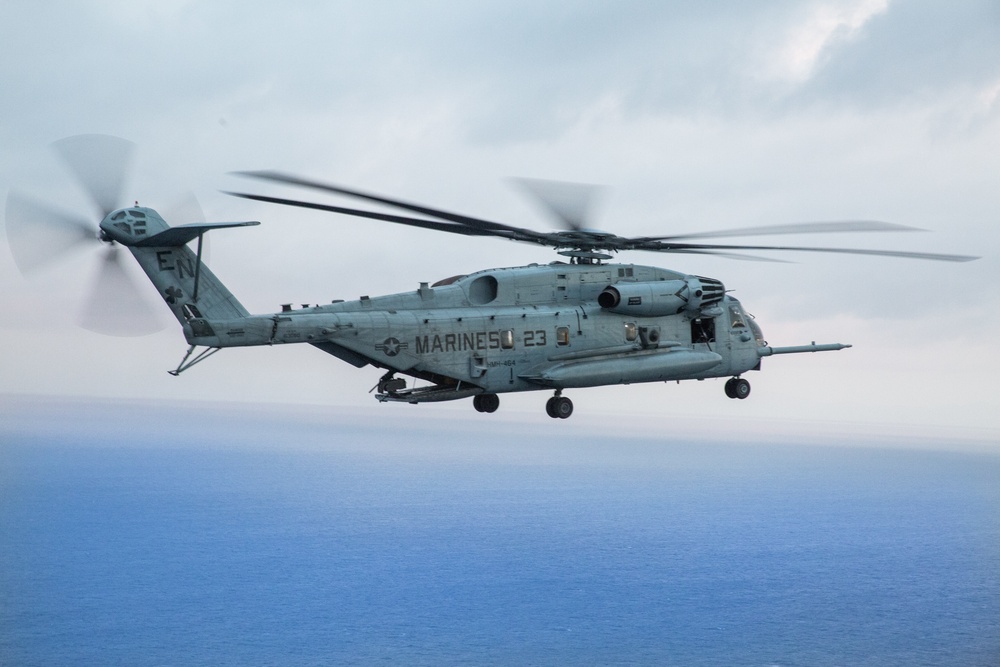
[176,261,792,404]
[95,205,850,417]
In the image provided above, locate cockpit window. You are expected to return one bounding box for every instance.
[728,303,746,328]
[748,316,765,345]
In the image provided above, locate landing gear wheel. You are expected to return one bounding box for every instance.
[724,378,738,399]
[547,396,573,419]
[545,397,557,418]
[473,393,499,413]
[733,378,751,400]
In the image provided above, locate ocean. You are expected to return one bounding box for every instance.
[1,398,998,666]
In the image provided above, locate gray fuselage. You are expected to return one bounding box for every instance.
[180,261,766,397]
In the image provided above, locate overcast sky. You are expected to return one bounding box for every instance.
[1,1,998,441]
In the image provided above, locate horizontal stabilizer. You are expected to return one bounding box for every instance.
[135,221,260,247]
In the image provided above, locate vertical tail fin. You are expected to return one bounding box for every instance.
[99,206,258,326]
[129,242,249,323]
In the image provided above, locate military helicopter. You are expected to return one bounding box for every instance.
[5,135,979,418]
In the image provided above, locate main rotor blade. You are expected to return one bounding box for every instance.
[225,191,508,239]
[78,246,163,336]
[230,172,978,262]
[5,191,98,274]
[638,240,979,262]
[161,191,205,226]
[161,192,210,263]
[235,170,548,241]
[512,177,604,232]
[636,220,922,243]
[665,248,792,262]
[52,134,135,217]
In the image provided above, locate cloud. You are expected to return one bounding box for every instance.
[1,1,997,434]
[758,0,890,84]
[794,0,1000,109]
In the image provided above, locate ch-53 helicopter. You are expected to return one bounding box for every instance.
[6,135,979,418]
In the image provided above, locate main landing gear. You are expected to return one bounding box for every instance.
[472,393,500,413]
[472,391,573,419]
[725,377,751,400]
[545,391,574,419]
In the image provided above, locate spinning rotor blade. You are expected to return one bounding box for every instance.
[512,178,604,232]
[225,191,502,238]
[636,220,922,242]
[161,191,206,226]
[234,171,552,243]
[664,248,792,262]
[634,240,979,262]
[162,192,210,263]
[8,134,166,336]
[52,134,135,217]
[230,171,979,263]
[78,246,163,337]
[5,191,99,273]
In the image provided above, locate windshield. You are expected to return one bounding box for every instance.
[728,303,746,328]
[728,300,765,344]
[748,316,764,345]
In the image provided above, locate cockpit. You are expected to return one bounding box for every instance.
[729,299,765,345]
[728,302,746,329]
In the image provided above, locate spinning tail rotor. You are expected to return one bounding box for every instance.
[4,135,214,336]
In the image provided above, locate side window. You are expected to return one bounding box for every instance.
[624,322,638,342]
[691,317,715,344]
[556,326,570,346]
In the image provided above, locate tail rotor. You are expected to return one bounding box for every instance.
[5,134,165,336]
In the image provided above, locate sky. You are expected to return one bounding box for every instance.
[1,0,998,442]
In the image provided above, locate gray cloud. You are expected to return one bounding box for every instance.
[1,1,997,434]
[795,1,1000,110]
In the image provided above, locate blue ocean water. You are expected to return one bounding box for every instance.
[1,399,998,666]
